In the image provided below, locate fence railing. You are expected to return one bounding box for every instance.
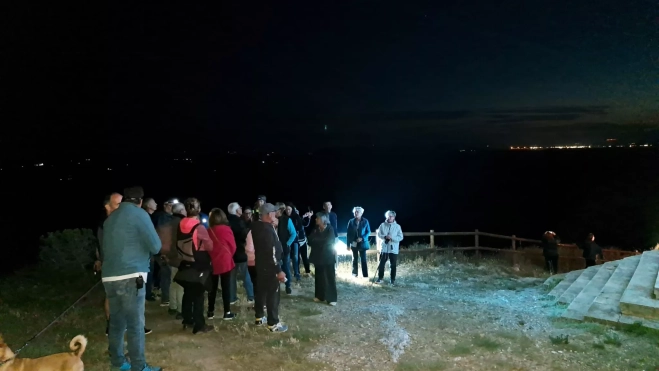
[336,229,640,273]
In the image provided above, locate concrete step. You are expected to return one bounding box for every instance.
[655,268,659,299]
[547,270,583,300]
[620,251,659,320]
[557,266,601,305]
[563,261,620,321]
[618,314,659,330]
[584,255,641,325]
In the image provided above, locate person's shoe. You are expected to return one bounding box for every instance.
[375,279,383,284]
[175,312,183,320]
[352,273,358,277]
[223,312,236,320]
[110,361,131,371]
[144,327,152,335]
[230,299,239,305]
[328,302,337,306]
[193,324,214,334]
[285,287,292,295]
[207,311,215,320]
[295,276,301,282]
[145,295,156,302]
[246,299,255,306]
[140,364,162,371]
[390,280,395,286]
[268,323,288,333]
[255,316,267,326]
[160,301,170,307]
[313,298,321,303]
[168,309,178,315]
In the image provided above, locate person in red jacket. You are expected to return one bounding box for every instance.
[207,208,237,320]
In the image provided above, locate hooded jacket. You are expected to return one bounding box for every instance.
[228,214,249,264]
[377,221,404,254]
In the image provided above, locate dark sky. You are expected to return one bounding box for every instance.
[4,1,659,152]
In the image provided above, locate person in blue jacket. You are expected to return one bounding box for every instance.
[346,206,371,278]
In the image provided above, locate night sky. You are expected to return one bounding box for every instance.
[4,1,658,153]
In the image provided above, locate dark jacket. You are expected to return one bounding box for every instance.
[308,225,336,266]
[157,212,185,268]
[346,217,371,250]
[228,214,249,263]
[251,220,283,276]
[289,211,310,242]
[96,216,107,262]
[581,241,602,260]
[328,211,338,237]
[541,235,560,258]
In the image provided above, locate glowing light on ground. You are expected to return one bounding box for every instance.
[334,239,353,255]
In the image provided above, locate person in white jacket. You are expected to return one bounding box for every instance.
[375,210,404,285]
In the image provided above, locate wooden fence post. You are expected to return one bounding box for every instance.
[430,230,434,249]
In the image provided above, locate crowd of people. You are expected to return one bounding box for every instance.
[94,187,404,371]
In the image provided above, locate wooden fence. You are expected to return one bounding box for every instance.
[336,229,640,273]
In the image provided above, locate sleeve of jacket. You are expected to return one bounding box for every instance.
[286,219,297,246]
[96,226,104,262]
[392,224,404,242]
[363,219,371,240]
[196,226,214,252]
[377,223,386,239]
[138,211,162,255]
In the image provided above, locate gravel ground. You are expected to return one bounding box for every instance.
[299,255,659,371]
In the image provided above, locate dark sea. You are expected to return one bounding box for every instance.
[2,147,658,274]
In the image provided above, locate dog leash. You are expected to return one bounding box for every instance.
[0,280,102,365]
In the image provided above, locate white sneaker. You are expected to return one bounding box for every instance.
[246,300,255,305]
[268,323,288,333]
[328,302,337,306]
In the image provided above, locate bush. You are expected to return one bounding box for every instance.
[39,229,96,272]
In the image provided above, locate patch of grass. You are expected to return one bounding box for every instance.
[592,342,606,350]
[395,360,447,370]
[472,334,502,351]
[297,307,322,317]
[549,334,569,345]
[448,342,473,356]
[602,332,622,347]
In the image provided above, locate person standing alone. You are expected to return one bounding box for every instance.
[102,186,162,371]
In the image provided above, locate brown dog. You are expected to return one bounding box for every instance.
[0,334,87,371]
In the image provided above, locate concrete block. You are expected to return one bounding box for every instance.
[547,270,583,300]
[563,261,619,321]
[620,251,659,320]
[584,255,641,325]
[557,265,601,305]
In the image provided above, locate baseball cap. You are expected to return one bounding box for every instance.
[257,195,267,201]
[123,186,144,201]
[259,203,278,214]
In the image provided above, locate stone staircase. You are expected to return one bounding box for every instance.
[546,250,659,330]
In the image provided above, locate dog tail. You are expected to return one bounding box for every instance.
[69,335,88,357]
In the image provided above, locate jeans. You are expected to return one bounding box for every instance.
[280,255,292,289]
[208,272,232,315]
[145,259,155,298]
[314,264,337,303]
[298,242,310,274]
[351,248,369,277]
[159,264,171,303]
[169,266,184,312]
[289,242,300,279]
[377,253,398,282]
[104,277,147,371]
[248,266,257,307]
[254,273,280,326]
[181,281,206,331]
[230,262,254,302]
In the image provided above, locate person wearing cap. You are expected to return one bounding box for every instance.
[253,195,266,221]
[101,186,163,371]
[156,202,186,319]
[375,211,404,285]
[251,203,288,333]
